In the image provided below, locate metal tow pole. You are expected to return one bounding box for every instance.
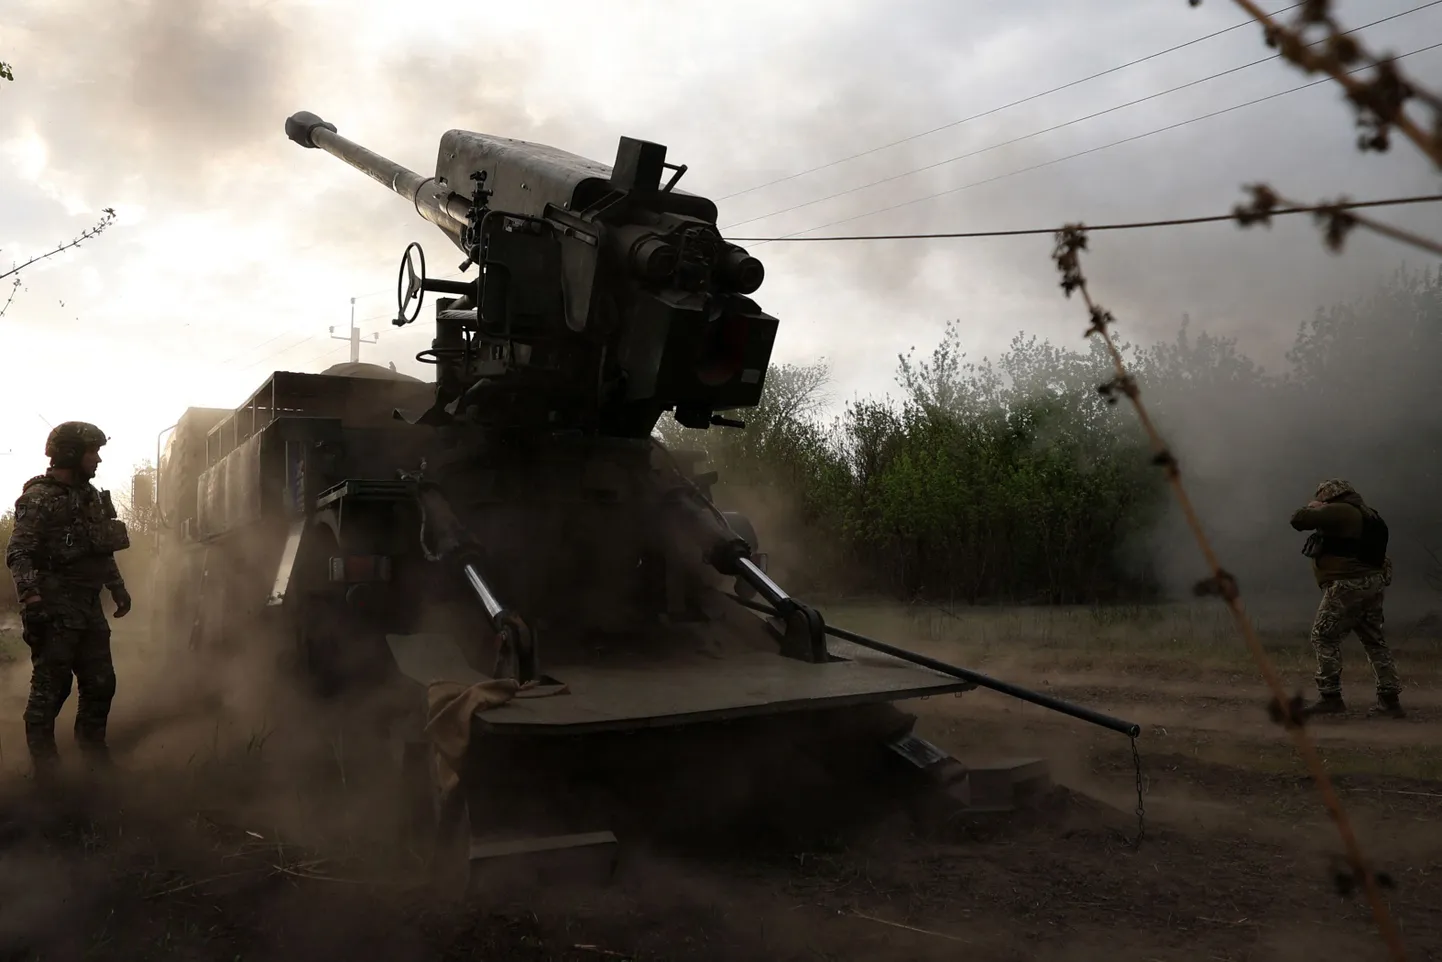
[729,593,1142,738]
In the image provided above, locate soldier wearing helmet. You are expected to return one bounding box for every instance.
[5,421,133,777]
[1289,478,1403,718]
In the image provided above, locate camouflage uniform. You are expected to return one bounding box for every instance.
[5,422,132,771]
[1289,478,1403,718]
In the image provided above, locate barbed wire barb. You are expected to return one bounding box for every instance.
[1202,0,1442,167]
[1051,223,1408,962]
[727,190,1442,244]
[1233,184,1442,257]
[0,208,118,321]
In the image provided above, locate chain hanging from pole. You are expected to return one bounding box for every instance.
[1129,735,1147,849]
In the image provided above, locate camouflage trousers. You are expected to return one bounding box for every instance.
[23,595,116,759]
[1309,570,1401,697]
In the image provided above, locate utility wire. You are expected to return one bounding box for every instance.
[726,192,1442,242]
[215,193,1442,375]
[714,2,1307,202]
[333,11,1437,315]
[721,1,1441,232]
[335,1,1321,303]
[236,334,318,373]
[340,2,1425,301]
[745,38,1442,246]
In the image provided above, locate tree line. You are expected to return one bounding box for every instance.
[658,264,1442,605]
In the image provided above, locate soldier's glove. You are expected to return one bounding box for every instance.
[20,603,50,648]
[109,584,132,618]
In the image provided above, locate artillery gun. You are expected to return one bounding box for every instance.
[142,111,1138,883]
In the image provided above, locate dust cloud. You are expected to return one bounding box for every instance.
[1120,260,1442,613]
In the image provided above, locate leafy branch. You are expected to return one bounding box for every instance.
[0,208,118,320]
[1052,227,1408,962]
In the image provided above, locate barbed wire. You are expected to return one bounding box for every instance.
[1051,3,1442,959]
[1214,0,1442,165]
[205,188,1442,375]
[0,279,19,319]
[1209,0,1442,263]
[743,37,1442,245]
[719,1,1440,233]
[1234,185,1442,257]
[1051,225,1408,962]
[714,2,1308,203]
[0,208,117,321]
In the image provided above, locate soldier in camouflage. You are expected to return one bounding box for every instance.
[5,421,133,775]
[1289,478,1404,718]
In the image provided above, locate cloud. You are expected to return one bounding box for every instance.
[709,0,1442,393]
[6,0,309,196]
[0,0,1438,546]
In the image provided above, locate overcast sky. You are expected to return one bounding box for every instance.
[1,0,1440,503]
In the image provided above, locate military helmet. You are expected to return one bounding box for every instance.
[45,421,108,465]
[1314,478,1356,502]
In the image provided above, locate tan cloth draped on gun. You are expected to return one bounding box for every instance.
[423,677,569,793]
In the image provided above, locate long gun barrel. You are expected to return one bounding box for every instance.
[285,111,472,246]
[284,109,781,437]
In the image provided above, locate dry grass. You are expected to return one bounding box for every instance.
[816,598,1442,676]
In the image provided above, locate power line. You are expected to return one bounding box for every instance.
[232,334,316,374]
[721,1,1441,233]
[294,342,348,369]
[316,8,1437,308]
[726,192,1442,243]
[744,38,1442,246]
[193,196,1442,381]
[713,2,1308,203]
[211,329,291,367]
[329,5,1333,303]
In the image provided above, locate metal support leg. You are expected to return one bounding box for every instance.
[462,561,537,683]
[727,555,828,663]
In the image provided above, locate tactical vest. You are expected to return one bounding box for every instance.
[20,475,131,568]
[1315,504,1388,567]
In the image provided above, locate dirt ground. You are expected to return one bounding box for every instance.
[0,603,1438,962]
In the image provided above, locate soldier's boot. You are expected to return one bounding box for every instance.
[1305,692,1346,716]
[75,721,113,771]
[25,721,60,784]
[1366,692,1407,719]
